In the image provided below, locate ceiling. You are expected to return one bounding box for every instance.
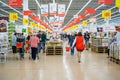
[0,0,120,29]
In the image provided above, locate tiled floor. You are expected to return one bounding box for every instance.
[0,42,120,80]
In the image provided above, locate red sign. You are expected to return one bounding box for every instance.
[98,0,113,4]
[85,8,95,14]
[78,14,86,19]
[8,0,22,7]
[115,26,120,32]
[31,16,39,21]
[23,10,33,16]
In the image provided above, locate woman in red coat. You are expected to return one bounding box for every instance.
[72,32,85,63]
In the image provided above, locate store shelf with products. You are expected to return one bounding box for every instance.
[91,37,108,53]
[8,22,16,47]
[109,42,120,64]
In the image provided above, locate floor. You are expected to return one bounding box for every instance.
[0,48,120,80]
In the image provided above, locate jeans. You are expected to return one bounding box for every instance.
[31,47,37,60]
[71,47,74,55]
[41,42,45,53]
[37,43,41,54]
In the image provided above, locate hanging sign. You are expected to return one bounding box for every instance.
[115,26,120,32]
[89,16,96,23]
[22,28,26,33]
[85,8,95,14]
[23,10,33,16]
[116,0,120,8]
[98,0,113,4]
[8,0,22,7]
[31,16,39,21]
[78,14,86,19]
[58,4,65,16]
[9,13,18,20]
[30,22,34,26]
[49,3,57,15]
[82,20,88,26]
[23,18,29,25]
[102,10,111,19]
[41,4,48,16]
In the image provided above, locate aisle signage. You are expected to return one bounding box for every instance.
[78,14,86,19]
[115,26,120,32]
[58,4,65,16]
[8,0,22,7]
[102,10,111,19]
[9,13,18,21]
[23,10,33,16]
[98,0,113,4]
[49,3,57,15]
[116,0,120,8]
[23,18,29,25]
[85,8,95,14]
[89,16,96,23]
[82,20,88,26]
[41,4,48,16]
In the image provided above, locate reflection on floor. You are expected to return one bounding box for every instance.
[0,49,120,80]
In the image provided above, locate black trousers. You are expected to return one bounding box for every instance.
[12,46,16,53]
[108,49,110,57]
[31,47,37,60]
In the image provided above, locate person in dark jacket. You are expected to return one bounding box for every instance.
[69,32,75,55]
[84,31,90,50]
[41,31,46,53]
[17,33,25,60]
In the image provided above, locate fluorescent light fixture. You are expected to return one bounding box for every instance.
[95,6,116,17]
[97,9,119,20]
[0,1,23,15]
[0,14,6,16]
[97,14,120,23]
[63,0,73,21]
[34,0,53,30]
[63,0,92,28]
[0,9,22,20]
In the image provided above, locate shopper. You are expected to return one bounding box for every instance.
[41,31,46,53]
[69,32,75,55]
[107,33,117,58]
[17,33,25,60]
[36,31,42,59]
[72,32,85,63]
[30,33,39,60]
[12,33,17,56]
[84,31,90,50]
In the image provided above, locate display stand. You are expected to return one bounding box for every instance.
[46,40,63,55]
[0,19,9,63]
[91,37,108,53]
[109,42,120,64]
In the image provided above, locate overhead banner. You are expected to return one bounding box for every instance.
[102,10,111,19]
[116,0,120,8]
[89,16,96,23]
[58,4,65,16]
[82,20,88,26]
[85,8,95,14]
[41,4,48,16]
[98,0,113,4]
[8,0,22,7]
[9,13,18,21]
[49,3,57,15]
[78,14,86,19]
[59,17,64,24]
[23,10,33,16]
[23,18,29,25]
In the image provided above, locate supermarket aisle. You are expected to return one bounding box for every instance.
[0,48,120,80]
